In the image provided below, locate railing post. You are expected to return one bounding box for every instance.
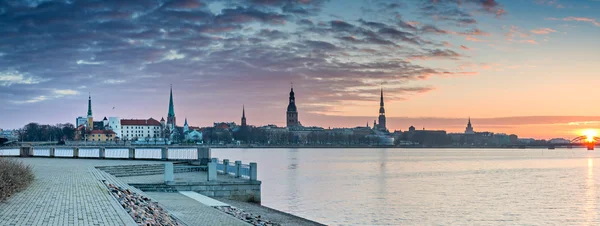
[99,147,106,159]
[235,160,242,178]
[73,147,79,158]
[223,159,230,174]
[50,147,56,158]
[207,160,217,181]
[162,147,168,160]
[129,147,135,159]
[249,162,257,181]
[164,162,174,185]
[197,147,211,162]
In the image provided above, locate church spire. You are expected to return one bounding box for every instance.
[241,105,247,127]
[377,87,387,131]
[167,85,176,130]
[168,85,175,117]
[380,88,384,107]
[87,94,92,117]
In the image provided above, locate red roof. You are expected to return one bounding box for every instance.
[189,126,201,131]
[215,123,230,129]
[89,130,116,135]
[121,118,162,126]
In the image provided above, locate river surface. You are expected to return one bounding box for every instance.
[212,148,600,225]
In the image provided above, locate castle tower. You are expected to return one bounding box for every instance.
[241,105,247,127]
[167,85,176,130]
[286,86,299,127]
[87,94,93,131]
[377,88,387,131]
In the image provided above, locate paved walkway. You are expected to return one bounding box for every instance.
[0,158,256,226]
[145,192,250,226]
[0,158,153,226]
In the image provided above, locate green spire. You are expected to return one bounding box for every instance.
[168,85,175,117]
[87,94,92,117]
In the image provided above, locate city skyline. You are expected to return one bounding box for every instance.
[1,0,599,139]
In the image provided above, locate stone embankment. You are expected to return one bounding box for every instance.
[215,206,281,226]
[104,181,181,225]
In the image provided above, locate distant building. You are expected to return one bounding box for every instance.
[0,129,17,141]
[121,118,162,140]
[464,117,475,134]
[76,116,87,128]
[106,117,121,137]
[88,130,116,142]
[549,138,571,144]
[286,86,300,128]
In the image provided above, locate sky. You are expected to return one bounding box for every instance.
[0,0,599,139]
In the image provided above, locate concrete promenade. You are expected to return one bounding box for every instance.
[0,158,249,226]
[0,158,143,226]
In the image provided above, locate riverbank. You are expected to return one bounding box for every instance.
[214,197,325,226]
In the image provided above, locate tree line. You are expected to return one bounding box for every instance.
[15,123,76,142]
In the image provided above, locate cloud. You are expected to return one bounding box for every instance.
[0,0,493,118]
[104,79,127,84]
[409,49,462,60]
[0,71,48,86]
[534,0,565,8]
[530,28,557,34]
[53,89,79,96]
[551,17,600,27]
[11,89,78,104]
[460,45,470,50]
[505,26,538,44]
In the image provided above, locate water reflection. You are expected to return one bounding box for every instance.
[286,148,299,210]
[585,158,596,224]
[213,148,600,225]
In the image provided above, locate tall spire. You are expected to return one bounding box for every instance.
[241,105,247,127]
[380,88,384,107]
[168,85,175,117]
[377,87,387,131]
[184,118,188,126]
[87,94,92,117]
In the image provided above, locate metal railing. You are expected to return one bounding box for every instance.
[0,146,211,161]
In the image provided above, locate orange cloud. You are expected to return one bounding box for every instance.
[530,28,557,34]
[548,17,600,27]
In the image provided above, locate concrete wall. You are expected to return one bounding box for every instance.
[175,182,261,203]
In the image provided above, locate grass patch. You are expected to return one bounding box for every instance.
[0,158,34,202]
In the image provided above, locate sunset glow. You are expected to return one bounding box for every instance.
[583,130,598,143]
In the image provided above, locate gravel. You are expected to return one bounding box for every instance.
[214,198,325,226]
[104,182,181,226]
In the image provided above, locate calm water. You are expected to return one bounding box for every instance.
[213,148,600,225]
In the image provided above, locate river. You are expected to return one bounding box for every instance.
[212,148,599,225]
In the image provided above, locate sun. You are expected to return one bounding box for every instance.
[583,129,598,143]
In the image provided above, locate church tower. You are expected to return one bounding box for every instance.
[286,86,299,128]
[465,117,475,134]
[241,105,247,127]
[183,118,189,133]
[87,94,93,131]
[167,86,176,130]
[377,88,387,131]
